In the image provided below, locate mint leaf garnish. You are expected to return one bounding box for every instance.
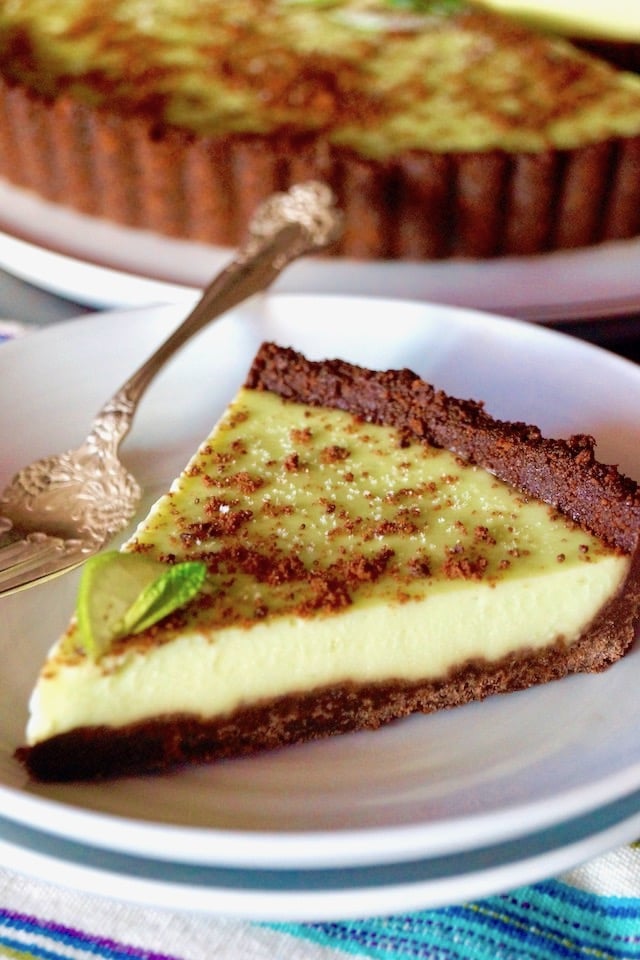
[386,0,463,11]
[74,551,207,660]
[120,561,208,635]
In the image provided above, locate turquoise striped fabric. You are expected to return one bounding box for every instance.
[271,880,640,959]
[2,880,640,960]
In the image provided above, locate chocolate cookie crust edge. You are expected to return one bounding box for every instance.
[1,75,640,260]
[246,342,640,552]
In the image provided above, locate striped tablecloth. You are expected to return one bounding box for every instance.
[2,855,640,960]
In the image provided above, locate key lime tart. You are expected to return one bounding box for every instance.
[16,342,640,782]
[1,0,640,259]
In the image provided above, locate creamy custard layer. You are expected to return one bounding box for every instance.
[3,1,640,155]
[26,389,629,744]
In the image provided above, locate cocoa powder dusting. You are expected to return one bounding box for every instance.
[320,445,350,464]
[443,545,489,580]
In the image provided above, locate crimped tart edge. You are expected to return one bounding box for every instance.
[1,76,640,260]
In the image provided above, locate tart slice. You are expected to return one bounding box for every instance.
[16,343,640,782]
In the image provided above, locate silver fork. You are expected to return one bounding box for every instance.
[0,181,342,597]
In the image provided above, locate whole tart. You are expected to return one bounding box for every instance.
[2,0,640,259]
[16,342,640,782]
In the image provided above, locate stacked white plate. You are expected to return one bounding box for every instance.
[2,179,640,321]
[2,295,640,921]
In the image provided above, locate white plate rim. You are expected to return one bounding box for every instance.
[2,293,640,873]
[2,788,640,921]
[2,177,640,321]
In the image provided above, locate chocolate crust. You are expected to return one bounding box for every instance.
[1,74,640,260]
[16,344,640,782]
[246,343,640,552]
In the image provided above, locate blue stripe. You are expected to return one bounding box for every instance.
[273,911,529,960]
[0,909,181,960]
[0,930,68,960]
[270,881,640,960]
[272,918,465,959]
[540,880,640,924]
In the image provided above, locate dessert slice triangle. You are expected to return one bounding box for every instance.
[17,342,640,782]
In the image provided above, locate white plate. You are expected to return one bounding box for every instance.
[2,295,640,874]
[2,791,640,921]
[2,178,640,321]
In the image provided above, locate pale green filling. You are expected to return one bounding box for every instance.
[134,389,617,606]
[27,389,629,743]
[3,0,640,154]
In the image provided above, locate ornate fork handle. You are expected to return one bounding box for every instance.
[85,182,342,457]
[0,182,342,595]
